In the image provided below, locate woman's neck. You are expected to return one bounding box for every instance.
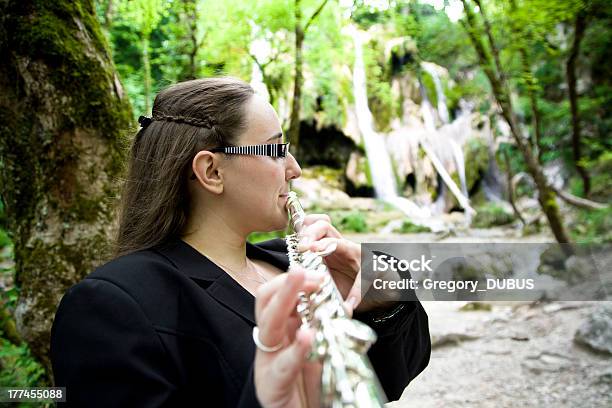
[181,209,249,271]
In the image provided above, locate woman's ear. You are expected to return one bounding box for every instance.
[192,151,224,194]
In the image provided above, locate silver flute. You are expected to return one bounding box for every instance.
[285,191,386,408]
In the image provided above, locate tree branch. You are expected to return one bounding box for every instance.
[304,0,329,33]
[554,188,607,210]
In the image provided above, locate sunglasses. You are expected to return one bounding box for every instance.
[209,142,291,158]
[190,142,291,180]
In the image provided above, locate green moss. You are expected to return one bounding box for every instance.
[0,229,10,249]
[464,138,489,191]
[389,155,401,192]
[472,202,515,228]
[393,220,431,233]
[363,156,373,187]
[11,0,133,134]
[459,302,492,311]
[421,70,438,108]
[363,40,395,132]
[338,211,368,233]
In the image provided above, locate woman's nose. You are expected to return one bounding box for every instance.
[285,152,302,181]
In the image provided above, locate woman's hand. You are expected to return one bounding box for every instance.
[297,214,381,314]
[254,267,323,408]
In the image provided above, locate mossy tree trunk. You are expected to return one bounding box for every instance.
[0,0,132,377]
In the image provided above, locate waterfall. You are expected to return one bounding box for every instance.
[418,69,473,214]
[420,81,437,132]
[351,29,398,200]
[422,62,450,124]
[350,27,431,220]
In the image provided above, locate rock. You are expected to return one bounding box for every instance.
[459,302,492,312]
[565,255,598,281]
[431,332,480,349]
[522,351,574,373]
[291,177,352,211]
[543,302,587,314]
[295,122,357,169]
[463,138,490,193]
[471,202,515,228]
[574,303,612,355]
[538,245,569,281]
[596,367,612,385]
[345,151,374,197]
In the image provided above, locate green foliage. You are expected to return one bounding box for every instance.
[302,4,351,128]
[393,220,431,233]
[420,69,437,107]
[464,138,490,192]
[472,202,515,228]
[90,0,610,246]
[247,230,286,244]
[0,229,9,249]
[569,206,612,243]
[0,235,46,390]
[584,151,612,200]
[0,339,47,390]
[0,198,9,248]
[338,211,368,233]
[363,40,395,131]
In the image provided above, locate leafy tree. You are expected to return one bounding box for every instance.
[117,0,166,113]
[288,0,331,154]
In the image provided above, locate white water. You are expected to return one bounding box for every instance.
[420,80,473,212]
[350,27,431,220]
[352,29,398,200]
[420,81,437,132]
[422,62,450,124]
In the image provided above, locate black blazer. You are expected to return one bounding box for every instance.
[51,239,430,407]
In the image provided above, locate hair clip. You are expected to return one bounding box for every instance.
[138,115,153,129]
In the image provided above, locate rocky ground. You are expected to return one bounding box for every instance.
[346,228,612,408]
[392,301,611,408]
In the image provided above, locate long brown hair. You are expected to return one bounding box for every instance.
[115,77,254,257]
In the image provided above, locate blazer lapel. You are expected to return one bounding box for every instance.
[156,239,288,327]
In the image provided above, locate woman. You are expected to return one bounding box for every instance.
[50,77,430,407]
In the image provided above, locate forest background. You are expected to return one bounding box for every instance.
[0,0,610,402]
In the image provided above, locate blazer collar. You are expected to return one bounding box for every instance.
[155,239,289,325]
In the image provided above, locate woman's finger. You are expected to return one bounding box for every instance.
[257,268,305,347]
[255,273,291,314]
[255,266,323,313]
[302,213,332,227]
[298,219,341,251]
[257,268,324,348]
